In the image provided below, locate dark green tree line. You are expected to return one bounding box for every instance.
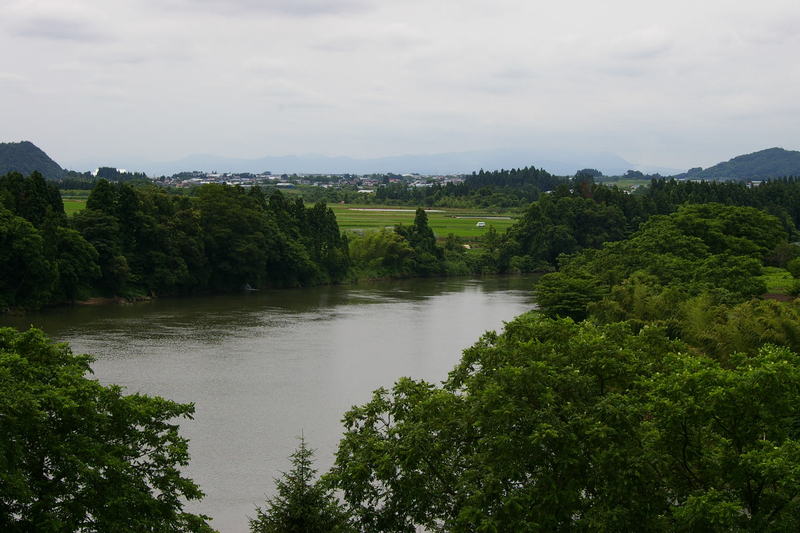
[0,173,351,310]
[372,166,562,208]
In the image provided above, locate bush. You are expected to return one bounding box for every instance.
[787,257,800,278]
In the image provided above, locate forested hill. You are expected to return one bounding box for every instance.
[0,141,65,179]
[678,147,800,180]
[465,165,564,190]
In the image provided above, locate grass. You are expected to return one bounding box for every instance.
[759,266,796,294]
[63,198,87,215]
[329,205,518,239]
[597,178,651,188]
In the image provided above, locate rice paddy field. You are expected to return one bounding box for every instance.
[62,198,88,215]
[59,197,518,240]
[329,205,518,239]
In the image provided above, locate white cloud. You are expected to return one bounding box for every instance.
[12,15,110,42]
[610,27,673,60]
[0,72,27,82]
[154,0,373,17]
[0,0,799,170]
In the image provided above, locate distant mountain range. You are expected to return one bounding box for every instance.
[78,148,649,177]
[0,141,64,179]
[676,147,800,180]
[4,141,800,180]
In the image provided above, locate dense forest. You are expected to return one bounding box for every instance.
[677,147,800,180]
[57,167,151,190]
[0,172,349,310]
[492,176,800,274]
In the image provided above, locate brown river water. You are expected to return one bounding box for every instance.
[1,276,537,532]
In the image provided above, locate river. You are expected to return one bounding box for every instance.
[1,276,537,532]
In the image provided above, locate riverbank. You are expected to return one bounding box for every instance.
[2,272,544,316]
[76,295,152,306]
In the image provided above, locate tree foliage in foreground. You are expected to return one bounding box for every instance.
[346,200,800,530]
[0,327,214,532]
[329,314,800,531]
[250,437,352,533]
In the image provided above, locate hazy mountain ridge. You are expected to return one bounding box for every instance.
[677,147,800,180]
[0,141,65,179]
[83,149,640,177]
[5,141,800,180]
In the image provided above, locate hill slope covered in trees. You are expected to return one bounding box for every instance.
[680,147,800,180]
[0,141,65,179]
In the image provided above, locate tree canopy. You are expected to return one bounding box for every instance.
[0,174,352,310]
[328,313,800,532]
[0,327,213,532]
[324,199,800,530]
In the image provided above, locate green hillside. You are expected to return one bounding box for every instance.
[680,147,800,180]
[0,141,65,179]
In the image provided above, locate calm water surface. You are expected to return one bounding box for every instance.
[2,276,537,532]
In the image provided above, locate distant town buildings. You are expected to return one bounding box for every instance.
[156,170,466,190]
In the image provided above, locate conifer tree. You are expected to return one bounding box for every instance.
[250,437,352,533]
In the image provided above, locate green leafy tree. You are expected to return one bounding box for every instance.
[72,208,129,295]
[0,327,214,532]
[692,253,766,298]
[85,178,117,215]
[304,202,350,283]
[499,195,627,272]
[787,257,800,278]
[669,203,787,258]
[394,208,445,276]
[250,438,352,533]
[349,229,415,278]
[330,313,800,531]
[679,298,800,357]
[0,171,65,228]
[547,204,789,324]
[0,207,55,309]
[196,184,274,289]
[535,271,604,320]
[47,226,100,302]
[645,345,800,531]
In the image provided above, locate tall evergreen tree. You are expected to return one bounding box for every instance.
[250,438,352,533]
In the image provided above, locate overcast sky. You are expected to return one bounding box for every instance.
[1,0,799,171]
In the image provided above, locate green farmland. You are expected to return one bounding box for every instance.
[329,205,518,239]
[62,198,87,215]
[60,195,517,239]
